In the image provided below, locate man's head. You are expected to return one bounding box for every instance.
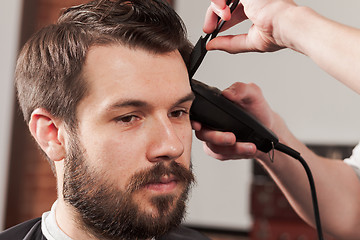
[16,0,192,128]
[15,0,195,239]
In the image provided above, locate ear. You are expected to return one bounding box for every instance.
[29,108,66,161]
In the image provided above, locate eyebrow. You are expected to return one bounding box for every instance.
[106,92,195,111]
[173,92,195,107]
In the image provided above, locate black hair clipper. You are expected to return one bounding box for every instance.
[188,0,278,153]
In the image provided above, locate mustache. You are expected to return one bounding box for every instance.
[126,161,195,194]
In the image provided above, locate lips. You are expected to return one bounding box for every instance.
[145,174,179,193]
[126,161,194,194]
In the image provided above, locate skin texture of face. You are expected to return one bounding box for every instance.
[61,44,195,239]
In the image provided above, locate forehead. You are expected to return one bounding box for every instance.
[79,44,191,111]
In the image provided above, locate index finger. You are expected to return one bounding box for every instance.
[194,126,236,146]
[203,1,231,33]
[211,0,228,9]
[210,1,232,20]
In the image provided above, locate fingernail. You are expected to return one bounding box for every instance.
[224,134,235,145]
[211,2,227,18]
[223,86,236,95]
[244,143,256,154]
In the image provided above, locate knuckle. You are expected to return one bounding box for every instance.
[248,82,262,94]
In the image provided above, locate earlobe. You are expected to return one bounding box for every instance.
[29,108,66,161]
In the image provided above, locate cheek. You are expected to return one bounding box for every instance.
[177,124,193,168]
[79,133,147,189]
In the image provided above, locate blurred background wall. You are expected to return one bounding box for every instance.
[0,0,22,230]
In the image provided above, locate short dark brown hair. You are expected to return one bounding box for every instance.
[15,0,192,127]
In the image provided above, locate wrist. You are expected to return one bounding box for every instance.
[273,5,316,53]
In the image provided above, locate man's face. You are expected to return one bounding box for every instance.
[63,45,195,239]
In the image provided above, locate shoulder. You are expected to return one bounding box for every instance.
[158,225,210,240]
[0,218,42,240]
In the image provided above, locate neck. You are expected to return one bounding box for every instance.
[54,161,95,239]
[55,198,98,240]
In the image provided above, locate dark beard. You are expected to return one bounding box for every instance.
[63,137,195,240]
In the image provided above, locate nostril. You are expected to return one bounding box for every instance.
[147,135,184,162]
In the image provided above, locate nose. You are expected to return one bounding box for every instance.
[146,115,184,162]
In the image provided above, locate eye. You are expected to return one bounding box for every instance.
[114,114,140,125]
[169,109,189,119]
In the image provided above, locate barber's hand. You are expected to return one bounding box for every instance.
[203,0,297,53]
[192,82,275,160]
